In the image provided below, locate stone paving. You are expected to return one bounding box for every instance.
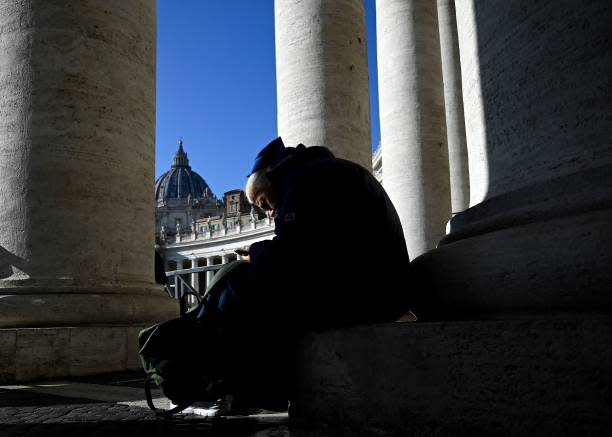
[0,371,295,437]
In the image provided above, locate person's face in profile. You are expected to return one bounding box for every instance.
[252,186,277,218]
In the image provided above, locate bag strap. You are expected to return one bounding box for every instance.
[144,375,191,416]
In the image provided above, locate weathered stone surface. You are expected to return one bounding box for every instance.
[415,0,612,313]
[456,0,612,205]
[437,0,469,213]
[15,329,70,382]
[0,329,16,382]
[454,0,487,207]
[0,292,178,328]
[292,317,612,436]
[0,289,179,327]
[0,0,175,327]
[70,328,127,376]
[275,0,371,170]
[412,203,612,318]
[0,326,151,384]
[126,326,144,371]
[376,0,451,257]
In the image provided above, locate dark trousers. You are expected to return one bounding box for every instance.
[200,262,296,408]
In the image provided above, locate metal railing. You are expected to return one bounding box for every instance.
[164,264,224,314]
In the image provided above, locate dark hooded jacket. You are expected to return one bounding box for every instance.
[247,145,410,330]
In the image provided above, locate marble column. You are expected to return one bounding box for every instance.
[206,257,215,286]
[275,0,372,170]
[190,260,200,293]
[0,0,176,328]
[453,0,487,206]
[437,0,469,213]
[412,0,612,317]
[376,0,452,258]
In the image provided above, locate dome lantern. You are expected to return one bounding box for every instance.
[172,138,190,168]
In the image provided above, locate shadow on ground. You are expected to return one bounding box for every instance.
[0,405,290,437]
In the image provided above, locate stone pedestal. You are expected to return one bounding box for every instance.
[0,0,176,381]
[0,325,148,383]
[275,0,371,170]
[291,318,612,436]
[376,0,451,257]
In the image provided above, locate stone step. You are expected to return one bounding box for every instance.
[0,325,147,383]
[291,316,612,436]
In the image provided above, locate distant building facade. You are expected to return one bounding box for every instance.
[155,140,275,291]
[154,139,223,238]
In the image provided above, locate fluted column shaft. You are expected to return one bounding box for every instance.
[377,0,451,257]
[275,0,372,169]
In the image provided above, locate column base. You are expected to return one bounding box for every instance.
[410,165,612,319]
[411,207,612,319]
[0,289,178,328]
[0,325,149,383]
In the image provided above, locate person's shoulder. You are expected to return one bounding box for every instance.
[301,145,335,161]
[322,155,376,180]
[286,146,377,187]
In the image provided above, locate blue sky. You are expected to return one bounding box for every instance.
[156,0,379,195]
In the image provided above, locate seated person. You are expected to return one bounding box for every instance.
[243,136,411,329]
[206,137,412,412]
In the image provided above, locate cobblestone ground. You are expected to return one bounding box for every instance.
[0,372,292,437]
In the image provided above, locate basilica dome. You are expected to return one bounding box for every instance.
[155,140,216,206]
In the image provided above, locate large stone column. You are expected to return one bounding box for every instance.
[452,0,487,206]
[437,0,469,213]
[412,0,612,317]
[377,0,452,257]
[0,1,176,380]
[275,0,372,170]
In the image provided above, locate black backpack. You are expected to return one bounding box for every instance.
[138,260,249,415]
